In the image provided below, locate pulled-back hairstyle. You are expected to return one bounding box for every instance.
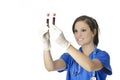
[72,15,99,46]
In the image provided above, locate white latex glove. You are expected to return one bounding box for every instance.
[40,25,51,50]
[49,25,70,50]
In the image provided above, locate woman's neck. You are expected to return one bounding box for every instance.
[81,44,95,56]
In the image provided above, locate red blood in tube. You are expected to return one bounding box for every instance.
[53,13,56,16]
[53,13,56,25]
[46,13,50,27]
[47,13,50,17]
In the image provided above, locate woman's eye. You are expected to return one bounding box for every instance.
[74,29,78,33]
[81,29,86,32]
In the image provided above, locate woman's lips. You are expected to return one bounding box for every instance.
[78,38,84,42]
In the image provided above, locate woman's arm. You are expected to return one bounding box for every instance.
[43,50,66,71]
[66,44,103,72]
[49,25,103,72]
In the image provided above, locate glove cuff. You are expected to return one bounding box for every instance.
[56,38,70,51]
[43,40,51,51]
[64,41,71,51]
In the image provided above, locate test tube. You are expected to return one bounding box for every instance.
[52,13,56,25]
[46,13,50,27]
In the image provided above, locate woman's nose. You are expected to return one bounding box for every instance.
[76,31,82,37]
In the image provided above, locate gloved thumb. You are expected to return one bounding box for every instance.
[40,25,49,41]
[40,25,49,36]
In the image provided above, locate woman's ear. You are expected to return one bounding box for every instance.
[92,29,96,37]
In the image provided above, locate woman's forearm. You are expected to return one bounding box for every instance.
[66,45,95,71]
[43,50,54,71]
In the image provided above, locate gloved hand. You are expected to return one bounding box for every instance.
[49,25,70,50]
[40,25,51,50]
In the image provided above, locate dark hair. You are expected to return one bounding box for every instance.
[72,15,99,46]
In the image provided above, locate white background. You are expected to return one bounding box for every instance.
[0,0,120,80]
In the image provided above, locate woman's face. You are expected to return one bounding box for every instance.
[74,21,95,46]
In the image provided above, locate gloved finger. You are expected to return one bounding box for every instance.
[49,25,62,34]
[49,25,64,41]
[40,25,49,36]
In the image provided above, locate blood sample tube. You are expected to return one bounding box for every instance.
[46,13,50,27]
[53,13,56,25]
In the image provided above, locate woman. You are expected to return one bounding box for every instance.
[41,15,112,80]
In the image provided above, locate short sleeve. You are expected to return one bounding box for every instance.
[96,51,112,75]
[58,53,71,72]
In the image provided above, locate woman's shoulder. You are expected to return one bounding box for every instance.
[96,48,110,57]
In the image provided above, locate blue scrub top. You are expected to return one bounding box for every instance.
[58,47,112,80]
